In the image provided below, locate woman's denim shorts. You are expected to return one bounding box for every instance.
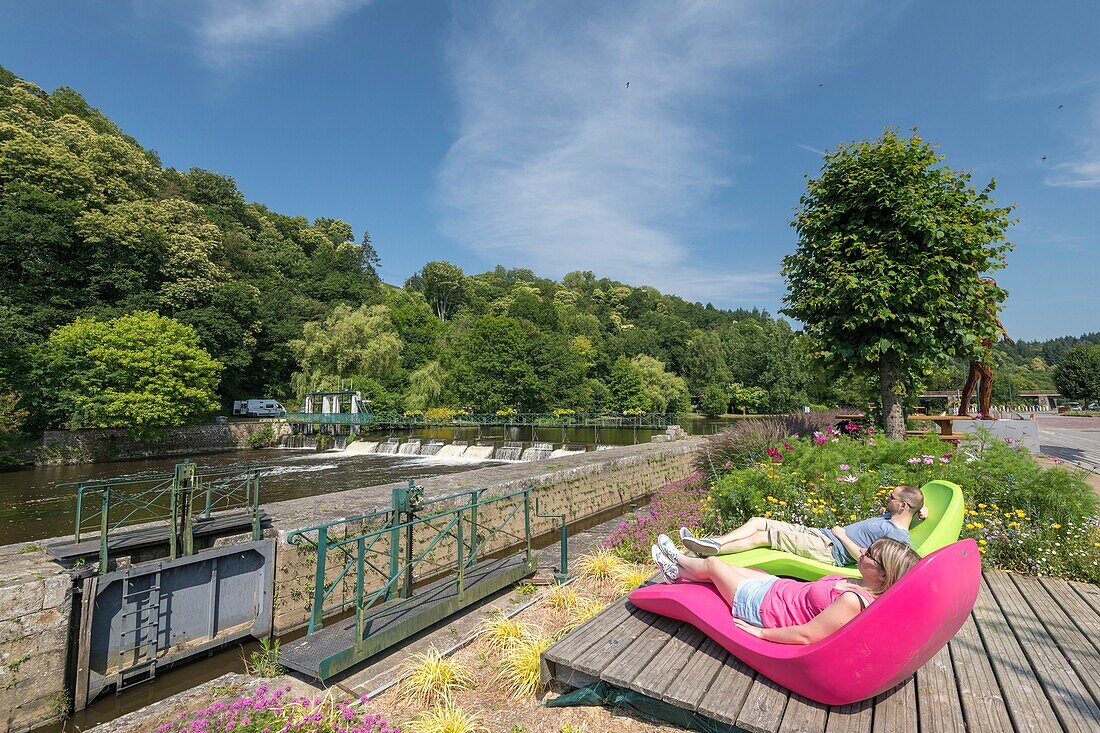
[732,575,779,627]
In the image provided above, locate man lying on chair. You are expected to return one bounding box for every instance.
[678,485,925,568]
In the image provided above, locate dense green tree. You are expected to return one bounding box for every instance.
[783,129,1014,438]
[405,360,446,411]
[1053,344,1100,401]
[631,355,691,414]
[38,312,221,437]
[407,261,467,321]
[446,316,538,411]
[289,304,403,398]
[607,357,646,412]
[700,383,729,417]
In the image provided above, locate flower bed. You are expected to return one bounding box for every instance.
[605,426,1100,583]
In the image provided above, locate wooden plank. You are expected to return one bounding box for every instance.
[823,699,872,733]
[948,614,1014,733]
[602,614,683,688]
[695,651,758,726]
[631,621,704,698]
[985,571,1099,732]
[916,642,965,733]
[1012,574,1100,705]
[778,694,827,733]
[736,675,790,733]
[972,575,1062,733]
[664,635,732,711]
[72,575,97,711]
[870,677,916,733]
[542,596,633,667]
[1067,578,1100,624]
[566,602,655,679]
[1039,576,1100,655]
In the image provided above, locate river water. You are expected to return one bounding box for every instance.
[0,421,729,545]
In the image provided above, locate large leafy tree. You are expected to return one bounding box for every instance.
[289,304,403,398]
[783,129,1014,438]
[1053,344,1100,401]
[38,312,221,437]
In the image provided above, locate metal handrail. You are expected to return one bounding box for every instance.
[287,485,534,637]
[68,462,266,571]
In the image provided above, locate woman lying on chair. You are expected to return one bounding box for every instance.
[650,535,920,644]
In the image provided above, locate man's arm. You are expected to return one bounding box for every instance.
[831,525,865,561]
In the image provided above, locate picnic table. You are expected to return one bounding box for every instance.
[908,414,972,444]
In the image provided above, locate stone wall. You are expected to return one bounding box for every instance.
[38,422,290,464]
[0,549,73,733]
[266,438,701,633]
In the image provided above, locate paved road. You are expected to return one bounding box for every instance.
[1035,415,1100,476]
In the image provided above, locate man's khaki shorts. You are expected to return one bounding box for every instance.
[762,519,837,565]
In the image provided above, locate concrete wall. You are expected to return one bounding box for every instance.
[0,550,73,733]
[38,422,290,464]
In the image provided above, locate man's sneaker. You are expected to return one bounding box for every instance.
[679,526,722,557]
[651,544,680,583]
[657,533,681,561]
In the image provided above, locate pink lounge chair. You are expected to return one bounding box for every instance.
[628,539,980,705]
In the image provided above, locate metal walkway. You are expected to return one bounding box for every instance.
[542,570,1100,733]
[280,553,533,680]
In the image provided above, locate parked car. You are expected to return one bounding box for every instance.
[1088,403,1100,411]
[1066,402,1083,411]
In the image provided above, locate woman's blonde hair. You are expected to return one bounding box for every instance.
[867,538,921,595]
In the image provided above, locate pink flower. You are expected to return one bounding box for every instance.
[723,460,733,468]
[866,427,875,435]
[766,447,783,463]
[922,455,935,464]
[837,475,858,483]
[939,456,950,464]
[907,457,921,464]
[812,432,828,446]
[839,464,850,471]
[844,422,861,433]
[783,441,796,451]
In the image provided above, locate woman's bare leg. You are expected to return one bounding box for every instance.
[676,555,771,606]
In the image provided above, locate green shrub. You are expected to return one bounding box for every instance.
[704,428,1099,583]
[247,424,276,449]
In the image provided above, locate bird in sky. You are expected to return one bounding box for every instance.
[1058,104,1064,109]
[625,81,630,89]
[1040,156,1047,162]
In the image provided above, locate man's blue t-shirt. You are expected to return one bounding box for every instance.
[817,514,910,565]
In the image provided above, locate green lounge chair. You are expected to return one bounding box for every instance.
[717,479,965,580]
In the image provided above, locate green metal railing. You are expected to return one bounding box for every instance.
[288,481,533,633]
[282,411,680,429]
[71,461,265,572]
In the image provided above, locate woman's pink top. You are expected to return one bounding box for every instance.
[759,574,875,628]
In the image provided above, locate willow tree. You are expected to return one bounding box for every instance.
[782,129,1014,439]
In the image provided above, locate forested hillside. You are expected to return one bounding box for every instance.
[0,66,1093,442]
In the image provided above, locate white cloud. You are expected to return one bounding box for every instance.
[438,1,862,305]
[1044,97,1100,188]
[194,0,373,69]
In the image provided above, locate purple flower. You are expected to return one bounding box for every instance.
[939,456,950,464]
[839,464,850,471]
[907,457,921,464]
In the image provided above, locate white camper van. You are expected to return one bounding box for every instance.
[232,399,286,417]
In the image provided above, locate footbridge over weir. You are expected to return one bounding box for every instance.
[0,438,700,733]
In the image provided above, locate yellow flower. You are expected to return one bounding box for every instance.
[978,546,986,553]
[1008,522,1019,529]
[1004,512,1013,518]
[765,511,773,518]
[850,514,858,521]
[966,523,975,530]
[973,522,984,529]
[967,510,978,516]
[977,503,987,509]
[1051,523,1062,530]
[779,500,788,506]
[978,539,987,545]
[1015,510,1026,518]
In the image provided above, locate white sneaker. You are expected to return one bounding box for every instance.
[679,526,722,557]
[657,533,680,561]
[651,544,680,583]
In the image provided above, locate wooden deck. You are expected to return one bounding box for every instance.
[542,570,1100,733]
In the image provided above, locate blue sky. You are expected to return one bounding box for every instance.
[2,0,1097,340]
